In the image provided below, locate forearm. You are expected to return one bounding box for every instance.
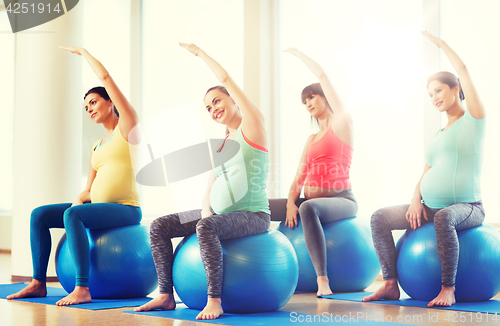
[287,178,305,207]
[75,190,91,204]
[437,41,467,74]
[294,51,326,80]
[80,49,110,81]
[198,51,229,84]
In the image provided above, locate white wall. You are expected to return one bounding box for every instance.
[0,11,15,251]
[276,0,425,220]
[139,0,244,220]
[440,0,500,224]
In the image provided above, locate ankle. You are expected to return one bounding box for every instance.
[207,297,222,304]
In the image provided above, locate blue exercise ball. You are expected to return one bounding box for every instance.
[277,217,380,292]
[172,229,298,313]
[55,224,158,299]
[397,223,500,301]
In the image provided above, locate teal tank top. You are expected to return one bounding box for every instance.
[420,110,485,209]
[210,127,270,215]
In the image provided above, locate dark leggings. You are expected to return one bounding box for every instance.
[371,202,485,287]
[150,209,270,298]
[30,203,142,287]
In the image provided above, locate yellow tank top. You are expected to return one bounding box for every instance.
[90,126,140,206]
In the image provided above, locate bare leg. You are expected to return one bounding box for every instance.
[134,293,176,312]
[6,279,47,300]
[196,297,224,320]
[55,286,92,306]
[428,286,455,307]
[362,278,400,301]
[317,275,333,296]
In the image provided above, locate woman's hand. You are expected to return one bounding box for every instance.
[422,31,444,48]
[285,203,300,228]
[201,208,213,219]
[71,199,84,207]
[59,46,86,56]
[405,199,428,230]
[179,42,203,56]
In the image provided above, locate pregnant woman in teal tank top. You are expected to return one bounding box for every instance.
[363,32,486,307]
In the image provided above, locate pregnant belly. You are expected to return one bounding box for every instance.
[420,166,455,209]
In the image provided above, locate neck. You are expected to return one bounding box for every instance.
[226,112,243,135]
[317,110,334,131]
[102,115,119,134]
[445,102,465,126]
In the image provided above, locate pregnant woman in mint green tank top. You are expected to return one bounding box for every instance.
[135,43,270,320]
[363,32,486,308]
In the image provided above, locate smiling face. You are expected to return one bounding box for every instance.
[84,93,114,123]
[204,88,237,125]
[427,80,459,113]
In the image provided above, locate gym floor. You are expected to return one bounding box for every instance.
[1,252,499,326]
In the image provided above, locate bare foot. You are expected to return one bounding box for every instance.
[362,279,400,301]
[134,293,176,312]
[55,286,92,306]
[317,275,333,296]
[428,286,455,307]
[7,279,47,300]
[196,298,224,320]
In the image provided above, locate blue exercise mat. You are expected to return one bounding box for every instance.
[319,292,500,314]
[0,283,153,310]
[125,304,418,325]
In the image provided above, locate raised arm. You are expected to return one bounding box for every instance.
[59,46,139,140]
[284,48,350,118]
[179,43,266,148]
[422,32,485,120]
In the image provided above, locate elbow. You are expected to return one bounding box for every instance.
[456,63,468,75]
[317,70,327,81]
[99,71,111,82]
[219,72,230,84]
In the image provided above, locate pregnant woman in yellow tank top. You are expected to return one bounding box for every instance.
[7,47,142,306]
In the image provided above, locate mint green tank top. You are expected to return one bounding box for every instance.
[210,127,270,215]
[420,110,485,209]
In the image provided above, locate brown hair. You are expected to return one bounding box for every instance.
[84,86,119,117]
[427,71,465,101]
[301,83,332,126]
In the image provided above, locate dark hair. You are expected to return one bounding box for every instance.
[301,83,328,105]
[204,85,230,99]
[301,83,332,126]
[427,71,465,101]
[84,86,119,117]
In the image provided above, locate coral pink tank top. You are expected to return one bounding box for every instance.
[304,128,352,189]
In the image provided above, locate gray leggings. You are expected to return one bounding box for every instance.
[298,190,358,276]
[150,209,270,298]
[371,202,485,287]
[269,189,358,276]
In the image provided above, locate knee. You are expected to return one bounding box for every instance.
[63,207,81,226]
[433,210,455,229]
[196,217,215,235]
[370,208,390,230]
[149,217,163,236]
[30,205,56,227]
[298,201,317,221]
